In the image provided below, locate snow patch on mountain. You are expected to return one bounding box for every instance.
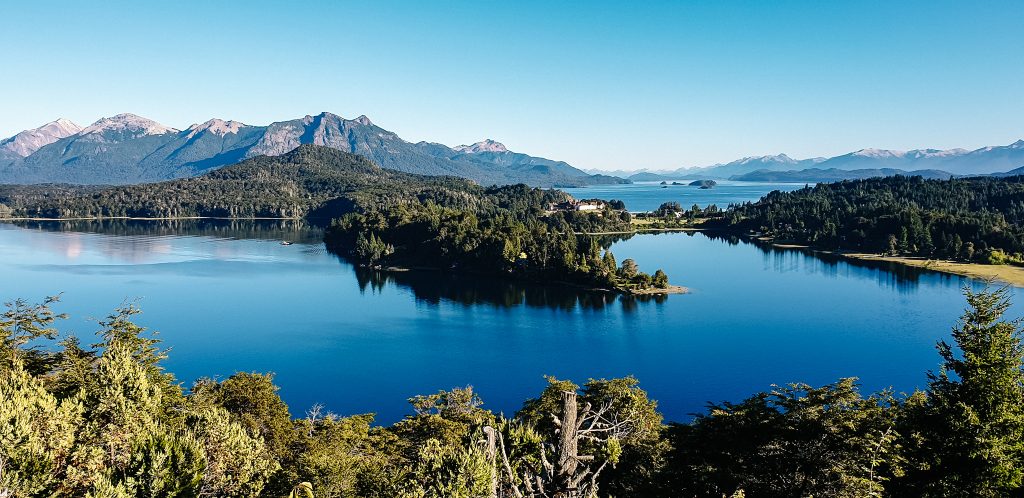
[454,139,508,153]
[848,147,970,160]
[911,148,968,158]
[851,148,906,159]
[734,153,797,165]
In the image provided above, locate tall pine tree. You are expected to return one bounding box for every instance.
[912,285,1024,496]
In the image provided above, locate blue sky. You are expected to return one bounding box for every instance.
[2,0,1021,170]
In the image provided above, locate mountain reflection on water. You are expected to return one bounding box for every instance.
[698,232,962,293]
[11,218,323,244]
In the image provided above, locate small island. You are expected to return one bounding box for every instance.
[689,179,717,189]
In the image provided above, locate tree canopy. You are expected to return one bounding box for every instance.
[715,175,1024,264]
[3,286,1024,496]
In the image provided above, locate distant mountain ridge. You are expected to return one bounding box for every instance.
[0,112,625,187]
[730,168,956,183]
[595,140,1024,181]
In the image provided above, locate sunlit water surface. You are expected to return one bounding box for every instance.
[1,201,1008,423]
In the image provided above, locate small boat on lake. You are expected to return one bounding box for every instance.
[280,241,293,245]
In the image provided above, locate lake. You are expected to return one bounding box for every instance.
[0,209,1013,424]
[562,180,807,212]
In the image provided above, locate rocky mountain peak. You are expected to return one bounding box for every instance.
[302,112,374,127]
[82,113,177,136]
[454,139,508,154]
[0,118,83,156]
[186,119,247,137]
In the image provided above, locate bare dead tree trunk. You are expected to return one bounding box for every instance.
[483,425,499,498]
[494,388,633,498]
[555,391,580,498]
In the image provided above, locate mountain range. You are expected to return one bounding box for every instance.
[729,168,956,183]
[593,141,1024,181]
[0,113,625,187]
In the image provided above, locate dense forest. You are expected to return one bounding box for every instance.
[715,175,1024,264]
[4,286,1024,497]
[0,146,484,220]
[324,189,672,294]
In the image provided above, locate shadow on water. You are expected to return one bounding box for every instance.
[341,259,667,313]
[8,218,971,306]
[9,218,324,244]
[700,232,965,293]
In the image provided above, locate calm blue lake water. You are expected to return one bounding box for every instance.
[0,212,1014,424]
[563,180,806,212]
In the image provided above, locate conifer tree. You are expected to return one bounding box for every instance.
[915,285,1024,496]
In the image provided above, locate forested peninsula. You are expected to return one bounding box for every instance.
[709,175,1024,283]
[5,286,1024,497]
[0,145,676,295]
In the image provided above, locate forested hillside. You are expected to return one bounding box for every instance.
[729,167,953,182]
[0,146,481,220]
[5,286,1024,497]
[717,175,1024,263]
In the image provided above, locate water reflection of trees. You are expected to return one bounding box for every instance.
[11,219,323,244]
[701,232,963,293]
[347,264,666,312]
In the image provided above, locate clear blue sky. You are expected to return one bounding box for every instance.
[2,0,1021,170]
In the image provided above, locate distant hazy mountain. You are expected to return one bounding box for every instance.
[987,166,1024,178]
[692,154,827,178]
[801,142,1024,176]
[730,168,955,183]
[597,140,1024,180]
[0,112,625,187]
[598,154,827,181]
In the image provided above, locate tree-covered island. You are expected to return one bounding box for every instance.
[324,188,678,294]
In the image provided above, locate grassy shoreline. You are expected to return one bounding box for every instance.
[839,252,1024,287]
[626,284,688,295]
